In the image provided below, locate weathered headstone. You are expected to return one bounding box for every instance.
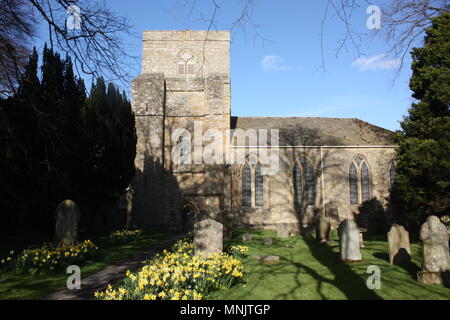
[242,233,252,243]
[253,255,279,265]
[194,217,223,257]
[277,223,289,238]
[55,199,81,246]
[358,228,367,248]
[338,219,362,262]
[417,216,450,285]
[302,205,315,226]
[387,224,411,265]
[263,237,273,245]
[325,202,340,230]
[315,213,331,244]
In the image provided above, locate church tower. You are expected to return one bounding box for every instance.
[131,30,231,229]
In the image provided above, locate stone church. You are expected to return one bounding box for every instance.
[131,30,396,234]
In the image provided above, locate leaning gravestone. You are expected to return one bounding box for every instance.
[55,199,81,246]
[277,223,289,238]
[387,224,411,265]
[242,233,252,243]
[417,216,450,285]
[194,216,223,257]
[315,213,331,244]
[338,219,362,262]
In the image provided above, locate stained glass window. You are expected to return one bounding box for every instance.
[361,162,370,202]
[255,163,263,206]
[294,162,302,208]
[349,163,358,204]
[305,161,315,205]
[242,163,251,206]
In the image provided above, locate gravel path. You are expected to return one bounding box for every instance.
[41,233,186,300]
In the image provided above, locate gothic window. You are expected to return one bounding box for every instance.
[255,163,263,206]
[186,60,195,74]
[177,62,185,75]
[349,156,371,204]
[176,51,195,75]
[349,163,358,204]
[361,162,370,202]
[305,161,315,205]
[389,162,396,189]
[293,156,316,209]
[242,163,251,206]
[294,162,302,208]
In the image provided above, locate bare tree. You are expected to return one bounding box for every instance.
[171,0,449,79]
[0,0,138,97]
[319,0,449,77]
[0,0,37,97]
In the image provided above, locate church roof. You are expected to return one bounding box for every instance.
[230,117,395,146]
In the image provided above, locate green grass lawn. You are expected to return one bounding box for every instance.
[209,229,450,300]
[0,230,174,300]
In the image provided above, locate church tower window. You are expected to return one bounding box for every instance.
[176,51,195,75]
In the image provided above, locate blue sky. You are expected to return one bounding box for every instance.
[36,0,422,131]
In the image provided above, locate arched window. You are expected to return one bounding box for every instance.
[305,161,315,205]
[294,162,302,208]
[255,163,263,206]
[177,51,195,75]
[242,163,251,206]
[361,162,370,202]
[293,156,316,209]
[389,162,396,189]
[349,163,358,204]
[349,156,371,204]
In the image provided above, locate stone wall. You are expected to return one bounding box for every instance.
[229,147,396,230]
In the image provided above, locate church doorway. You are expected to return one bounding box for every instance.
[181,204,196,232]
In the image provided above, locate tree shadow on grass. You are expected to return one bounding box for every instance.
[373,252,420,281]
[301,234,382,300]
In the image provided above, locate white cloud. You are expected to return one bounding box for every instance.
[352,53,400,71]
[261,54,293,71]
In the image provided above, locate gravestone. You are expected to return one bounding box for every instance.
[325,202,340,230]
[417,216,450,285]
[55,199,81,246]
[194,217,223,257]
[387,224,411,265]
[358,228,367,248]
[338,219,362,262]
[263,237,273,245]
[315,213,331,244]
[277,223,289,238]
[253,255,279,265]
[242,233,252,243]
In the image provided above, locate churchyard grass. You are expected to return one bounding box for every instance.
[208,230,450,300]
[0,230,174,300]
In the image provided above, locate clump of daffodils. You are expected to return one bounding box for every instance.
[0,240,98,274]
[95,240,247,300]
[228,245,249,259]
[110,229,143,243]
